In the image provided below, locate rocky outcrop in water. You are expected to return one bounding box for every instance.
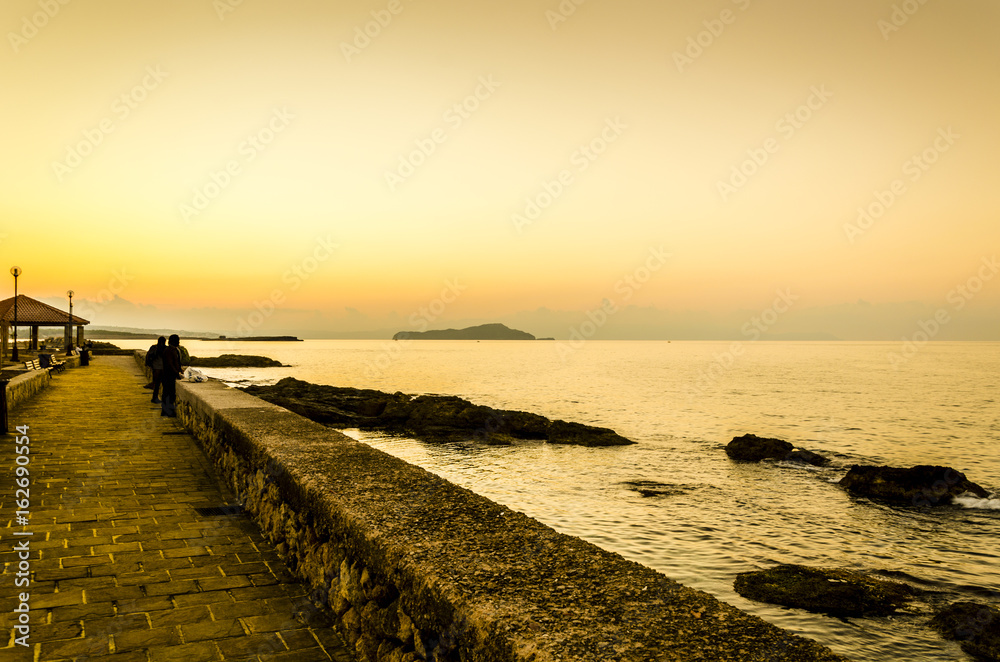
[725,434,828,466]
[187,354,285,368]
[930,602,1000,661]
[734,564,915,617]
[839,465,989,506]
[243,377,634,447]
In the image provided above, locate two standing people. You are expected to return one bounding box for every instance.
[144,335,186,417]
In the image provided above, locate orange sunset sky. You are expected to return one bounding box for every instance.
[2,0,998,339]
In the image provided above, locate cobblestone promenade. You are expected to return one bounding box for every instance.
[0,356,352,662]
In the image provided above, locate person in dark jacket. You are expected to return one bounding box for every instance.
[144,336,167,403]
[161,335,183,417]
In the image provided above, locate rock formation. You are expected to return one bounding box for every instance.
[243,378,635,447]
[930,601,999,661]
[734,564,915,617]
[839,465,989,506]
[725,434,828,466]
[187,354,285,368]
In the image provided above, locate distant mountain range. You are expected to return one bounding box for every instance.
[84,326,217,340]
[393,323,538,341]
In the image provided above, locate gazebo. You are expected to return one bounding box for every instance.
[0,295,90,359]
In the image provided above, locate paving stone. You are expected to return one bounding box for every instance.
[243,614,302,634]
[197,575,251,592]
[143,580,199,597]
[61,555,111,568]
[86,613,151,639]
[39,635,110,658]
[148,605,211,628]
[169,566,224,580]
[275,627,317,649]
[56,576,116,590]
[260,647,332,662]
[162,546,212,559]
[29,619,84,642]
[148,641,222,662]
[117,570,172,586]
[218,562,269,576]
[215,632,285,658]
[229,585,288,602]
[180,618,246,642]
[114,625,182,651]
[209,601,271,621]
[173,590,236,608]
[82,651,150,662]
[115,595,175,614]
[85,586,145,602]
[31,590,84,609]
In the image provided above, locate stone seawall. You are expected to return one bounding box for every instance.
[134,351,848,662]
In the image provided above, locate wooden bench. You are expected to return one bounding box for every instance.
[24,359,54,376]
[38,354,66,373]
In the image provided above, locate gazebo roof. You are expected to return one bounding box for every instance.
[0,295,90,326]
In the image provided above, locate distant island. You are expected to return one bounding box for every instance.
[393,323,535,341]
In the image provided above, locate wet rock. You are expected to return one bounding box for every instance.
[187,354,284,368]
[548,419,632,447]
[785,449,828,466]
[725,434,828,466]
[839,465,989,506]
[929,601,1000,661]
[734,564,916,617]
[621,481,696,498]
[244,377,635,447]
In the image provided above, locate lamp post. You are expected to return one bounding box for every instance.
[67,290,74,353]
[10,267,21,361]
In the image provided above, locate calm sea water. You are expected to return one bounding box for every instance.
[111,339,1000,661]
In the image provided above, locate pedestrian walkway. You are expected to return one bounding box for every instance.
[0,356,352,662]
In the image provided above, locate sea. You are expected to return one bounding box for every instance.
[109,338,1000,661]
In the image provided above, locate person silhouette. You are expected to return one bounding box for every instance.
[160,335,183,417]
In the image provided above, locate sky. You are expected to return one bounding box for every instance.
[2,0,999,340]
